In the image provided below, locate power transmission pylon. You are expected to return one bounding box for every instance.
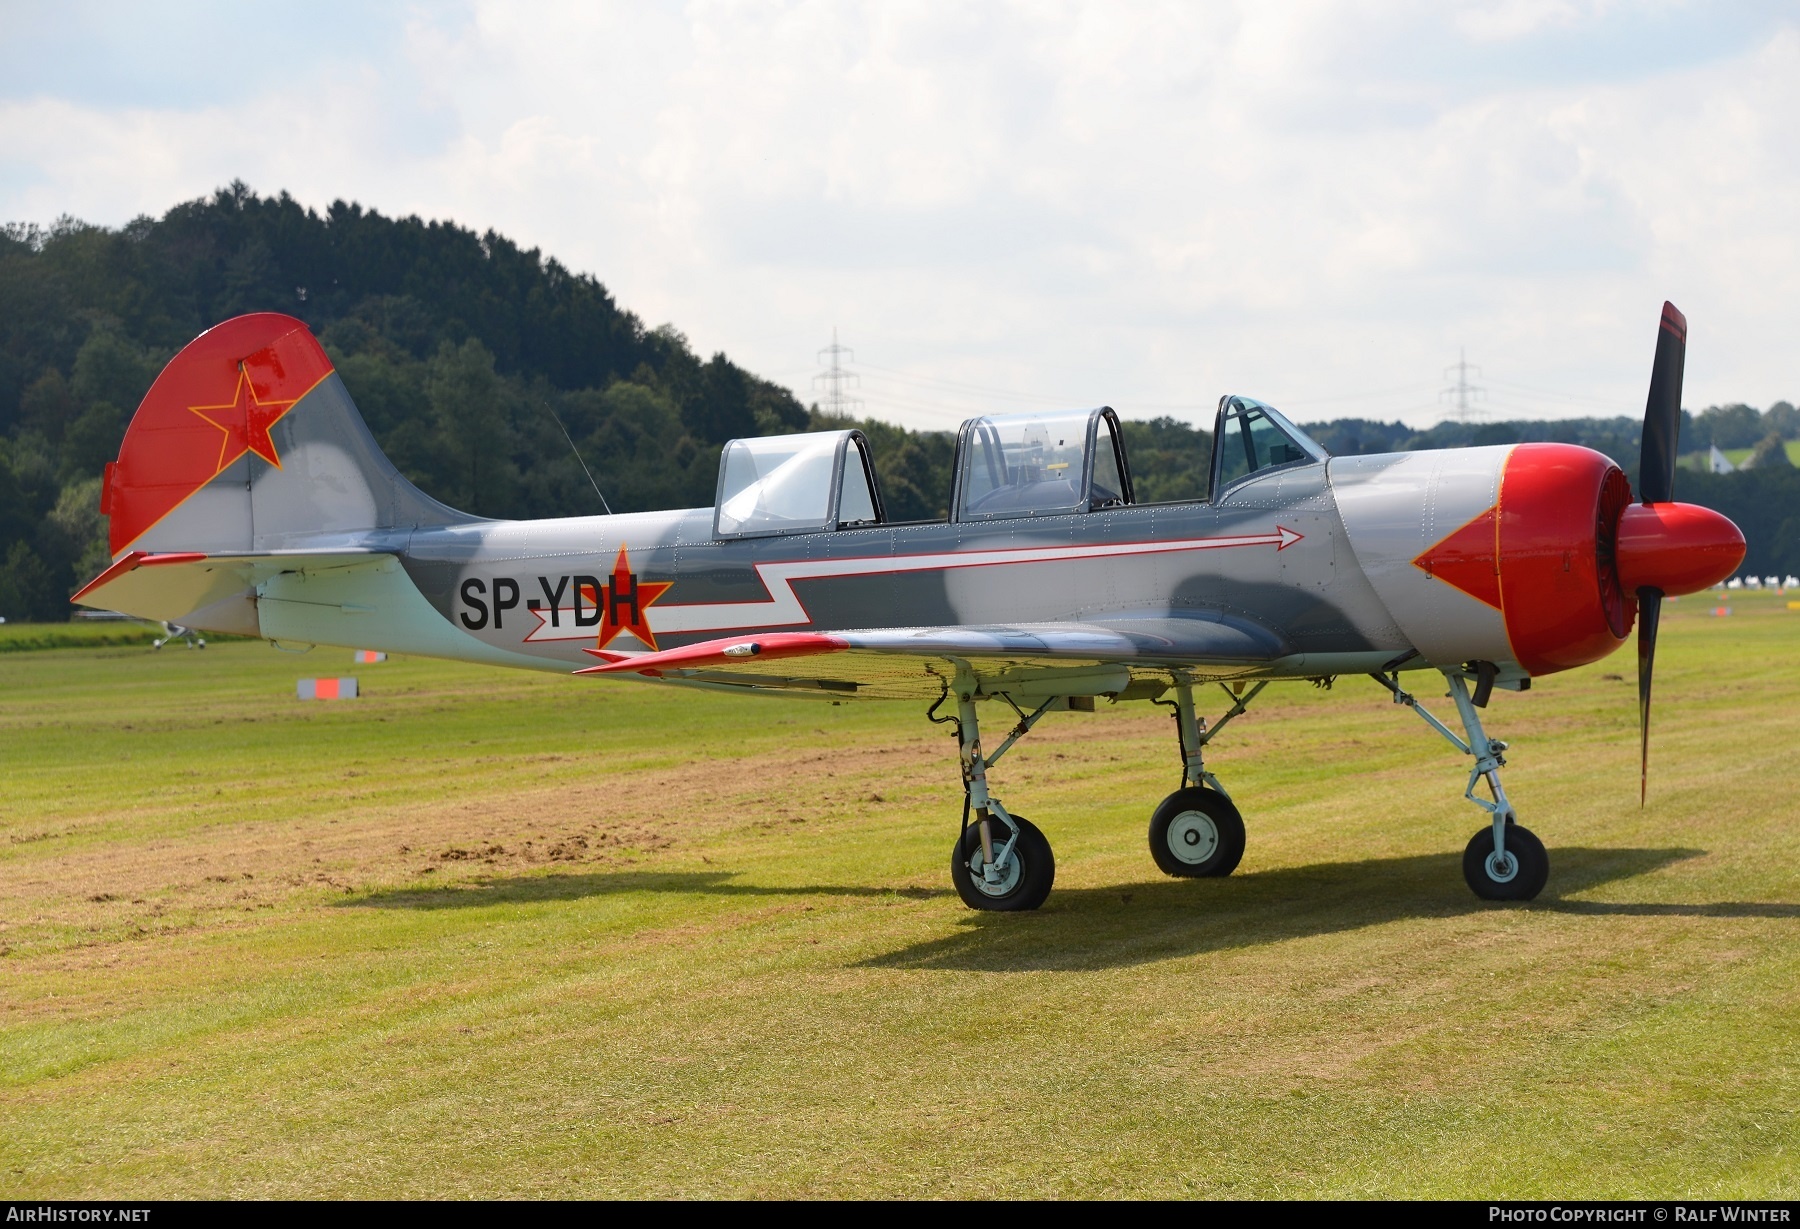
[813,329,863,418]
[1440,348,1487,423]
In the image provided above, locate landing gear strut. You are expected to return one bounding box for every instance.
[933,667,1056,912]
[1146,680,1260,878]
[1374,668,1550,901]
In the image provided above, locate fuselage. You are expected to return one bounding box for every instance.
[257,442,1610,689]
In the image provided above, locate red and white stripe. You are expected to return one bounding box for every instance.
[524,527,1302,645]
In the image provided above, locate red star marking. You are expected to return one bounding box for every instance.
[585,545,673,651]
[187,367,297,474]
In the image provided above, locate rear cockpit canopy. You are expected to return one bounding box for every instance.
[952,407,1133,522]
[713,429,884,539]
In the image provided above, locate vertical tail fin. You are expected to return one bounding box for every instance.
[103,313,471,558]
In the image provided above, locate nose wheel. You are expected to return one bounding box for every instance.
[1462,820,1548,901]
[1148,787,1246,878]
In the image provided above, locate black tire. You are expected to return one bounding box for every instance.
[950,815,1055,911]
[1462,821,1548,901]
[1148,787,1246,878]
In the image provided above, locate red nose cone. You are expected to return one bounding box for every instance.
[1615,502,1745,596]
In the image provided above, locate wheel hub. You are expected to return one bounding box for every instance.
[967,842,1023,897]
[1165,811,1220,865]
[1485,849,1518,883]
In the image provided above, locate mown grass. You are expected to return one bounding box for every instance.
[0,619,163,652]
[1,596,1796,1198]
[1715,440,1800,469]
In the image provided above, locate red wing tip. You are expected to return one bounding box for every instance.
[574,632,849,677]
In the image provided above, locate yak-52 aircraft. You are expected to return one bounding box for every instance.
[76,305,1744,911]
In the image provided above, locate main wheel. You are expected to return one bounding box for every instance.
[950,815,1055,911]
[1462,820,1548,901]
[1148,787,1246,878]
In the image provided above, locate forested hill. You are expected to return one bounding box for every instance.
[0,183,814,619]
[1,182,1796,620]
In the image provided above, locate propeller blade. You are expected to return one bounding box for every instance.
[1639,301,1687,503]
[1637,588,1663,806]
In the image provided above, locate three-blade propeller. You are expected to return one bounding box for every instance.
[1636,302,1687,806]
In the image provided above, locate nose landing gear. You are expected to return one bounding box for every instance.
[1374,667,1550,901]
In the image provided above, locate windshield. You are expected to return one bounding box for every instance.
[1213,397,1324,491]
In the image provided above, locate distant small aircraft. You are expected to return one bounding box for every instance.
[153,621,205,650]
[75,305,1743,910]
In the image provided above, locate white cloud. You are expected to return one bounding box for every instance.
[1,1,1796,429]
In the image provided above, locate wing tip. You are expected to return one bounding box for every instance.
[574,632,849,676]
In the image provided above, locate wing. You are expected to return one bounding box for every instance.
[575,614,1292,700]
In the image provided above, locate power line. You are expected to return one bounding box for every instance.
[1483,377,1627,414]
[796,338,1642,434]
[857,361,1091,407]
[1277,379,1443,409]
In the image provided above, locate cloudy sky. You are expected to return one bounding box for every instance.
[2,1,1796,430]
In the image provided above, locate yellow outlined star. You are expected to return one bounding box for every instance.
[187,366,297,474]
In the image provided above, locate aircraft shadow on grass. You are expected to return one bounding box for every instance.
[346,871,949,910]
[343,845,1800,971]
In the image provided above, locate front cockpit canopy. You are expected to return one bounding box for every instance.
[713,429,883,538]
[952,407,1133,522]
[1211,396,1327,495]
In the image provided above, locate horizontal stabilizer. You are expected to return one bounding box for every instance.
[72,549,391,634]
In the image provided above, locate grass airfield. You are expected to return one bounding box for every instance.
[2,595,1797,1199]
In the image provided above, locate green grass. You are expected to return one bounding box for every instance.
[0,619,163,652]
[1712,440,1800,468]
[2,597,1797,1197]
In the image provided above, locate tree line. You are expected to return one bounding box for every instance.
[1,183,1795,619]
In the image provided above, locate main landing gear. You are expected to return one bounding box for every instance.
[932,667,1058,911]
[1146,680,1262,879]
[929,669,1271,911]
[1373,667,1550,901]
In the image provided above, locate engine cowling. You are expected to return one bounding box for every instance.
[1331,442,1744,678]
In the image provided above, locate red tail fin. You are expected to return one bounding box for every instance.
[105,313,333,555]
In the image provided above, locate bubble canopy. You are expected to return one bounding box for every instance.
[713,429,884,538]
